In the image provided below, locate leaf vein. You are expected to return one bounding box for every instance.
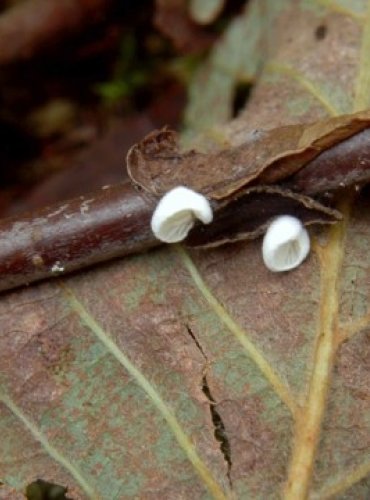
[315,0,365,21]
[265,62,339,116]
[62,284,228,500]
[176,245,298,417]
[311,459,370,499]
[0,392,98,499]
[337,312,370,344]
[283,198,351,499]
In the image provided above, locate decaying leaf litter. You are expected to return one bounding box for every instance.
[2,0,370,499]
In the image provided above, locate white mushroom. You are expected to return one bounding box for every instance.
[262,215,310,272]
[151,186,213,243]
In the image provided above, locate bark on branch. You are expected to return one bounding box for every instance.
[1,118,370,293]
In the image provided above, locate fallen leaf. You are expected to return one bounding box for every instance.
[2,1,370,499]
[127,111,370,199]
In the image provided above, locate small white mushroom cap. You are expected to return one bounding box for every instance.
[262,215,310,272]
[151,186,213,243]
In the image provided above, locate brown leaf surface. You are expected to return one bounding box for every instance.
[2,1,370,499]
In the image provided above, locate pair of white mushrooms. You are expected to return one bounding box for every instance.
[151,186,310,272]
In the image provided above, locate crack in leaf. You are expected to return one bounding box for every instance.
[283,197,351,499]
[185,324,233,487]
[202,375,233,488]
[185,324,208,361]
[0,392,98,499]
[265,62,339,116]
[61,284,228,500]
[176,245,298,417]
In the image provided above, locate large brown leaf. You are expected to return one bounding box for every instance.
[2,1,370,499]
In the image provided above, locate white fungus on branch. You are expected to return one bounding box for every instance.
[150,186,213,243]
[262,215,310,272]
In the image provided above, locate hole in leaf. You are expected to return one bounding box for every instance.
[232,82,254,117]
[315,24,327,40]
[26,479,72,500]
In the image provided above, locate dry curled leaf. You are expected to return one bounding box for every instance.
[2,1,370,499]
[127,110,370,200]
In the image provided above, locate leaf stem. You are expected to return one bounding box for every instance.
[283,197,351,499]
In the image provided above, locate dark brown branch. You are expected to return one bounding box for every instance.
[0,183,158,293]
[287,128,370,194]
[1,120,370,294]
[0,0,112,65]
[0,185,339,294]
[187,186,340,248]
